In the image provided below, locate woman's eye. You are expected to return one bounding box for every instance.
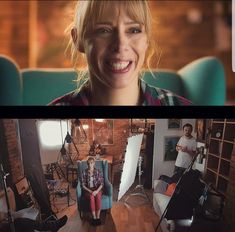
[129,27,142,34]
[96,28,112,34]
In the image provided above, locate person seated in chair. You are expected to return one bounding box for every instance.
[0,214,68,232]
[89,140,105,159]
[49,0,192,106]
[81,157,103,226]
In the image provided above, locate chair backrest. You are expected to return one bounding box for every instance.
[77,160,109,185]
[142,71,184,96]
[21,69,78,105]
[0,55,226,105]
[143,56,226,105]
[0,55,23,105]
[178,56,226,105]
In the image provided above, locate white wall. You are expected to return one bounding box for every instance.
[152,119,196,184]
[36,120,69,166]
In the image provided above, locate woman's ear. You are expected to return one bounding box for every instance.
[71,28,85,53]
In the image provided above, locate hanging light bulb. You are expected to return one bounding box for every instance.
[60,145,67,156]
[65,132,72,143]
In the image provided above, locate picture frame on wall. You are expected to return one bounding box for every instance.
[164,136,180,161]
[92,119,114,145]
[195,119,207,143]
[168,119,182,129]
[130,119,147,133]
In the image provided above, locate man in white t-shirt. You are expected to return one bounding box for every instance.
[174,123,197,180]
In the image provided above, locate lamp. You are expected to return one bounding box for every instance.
[65,132,72,144]
[60,145,67,156]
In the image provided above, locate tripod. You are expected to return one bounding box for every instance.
[124,156,151,204]
[0,164,15,232]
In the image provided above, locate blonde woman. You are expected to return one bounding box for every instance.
[50,1,191,106]
[82,157,103,226]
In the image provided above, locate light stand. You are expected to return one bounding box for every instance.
[124,156,151,204]
[0,164,15,232]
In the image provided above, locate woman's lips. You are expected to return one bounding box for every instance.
[105,60,132,73]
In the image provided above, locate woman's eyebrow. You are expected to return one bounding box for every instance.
[95,21,141,26]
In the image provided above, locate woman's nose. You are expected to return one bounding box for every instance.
[110,30,129,53]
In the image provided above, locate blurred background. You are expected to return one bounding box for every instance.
[0,0,234,103]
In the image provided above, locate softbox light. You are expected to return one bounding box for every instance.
[117,134,144,201]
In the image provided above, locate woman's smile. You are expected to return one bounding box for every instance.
[105,60,133,73]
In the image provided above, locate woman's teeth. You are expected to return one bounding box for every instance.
[109,61,130,70]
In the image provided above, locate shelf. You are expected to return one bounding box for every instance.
[223,140,235,144]
[208,153,220,158]
[212,119,225,123]
[224,124,235,142]
[219,159,230,177]
[221,142,234,160]
[218,173,229,181]
[205,169,217,186]
[210,138,222,142]
[207,167,218,174]
[217,176,228,193]
[208,140,222,156]
[206,119,235,195]
[211,123,224,139]
[226,119,235,123]
[207,155,219,171]
[221,157,231,162]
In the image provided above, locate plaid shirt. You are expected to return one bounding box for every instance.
[81,168,103,189]
[49,79,192,106]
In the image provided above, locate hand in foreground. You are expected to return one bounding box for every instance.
[181,146,188,152]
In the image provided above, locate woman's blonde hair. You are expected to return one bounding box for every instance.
[66,0,157,84]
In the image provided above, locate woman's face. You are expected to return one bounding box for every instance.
[88,159,95,169]
[81,3,148,90]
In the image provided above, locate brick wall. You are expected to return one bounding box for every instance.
[0,1,29,68]
[149,1,215,70]
[0,1,233,100]
[0,118,133,183]
[2,119,24,183]
[70,119,130,162]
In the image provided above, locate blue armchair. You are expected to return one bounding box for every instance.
[0,55,226,105]
[76,160,113,219]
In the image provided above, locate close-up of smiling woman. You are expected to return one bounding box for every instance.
[0,0,230,106]
[49,0,192,106]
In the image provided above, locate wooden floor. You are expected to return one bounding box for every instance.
[49,172,162,232]
[52,177,161,232]
[57,200,161,232]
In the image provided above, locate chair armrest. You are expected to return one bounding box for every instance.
[153,180,168,193]
[76,179,82,199]
[104,180,113,196]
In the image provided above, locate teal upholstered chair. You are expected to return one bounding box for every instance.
[76,160,113,219]
[0,55,226,105]
[0,55,22,105]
